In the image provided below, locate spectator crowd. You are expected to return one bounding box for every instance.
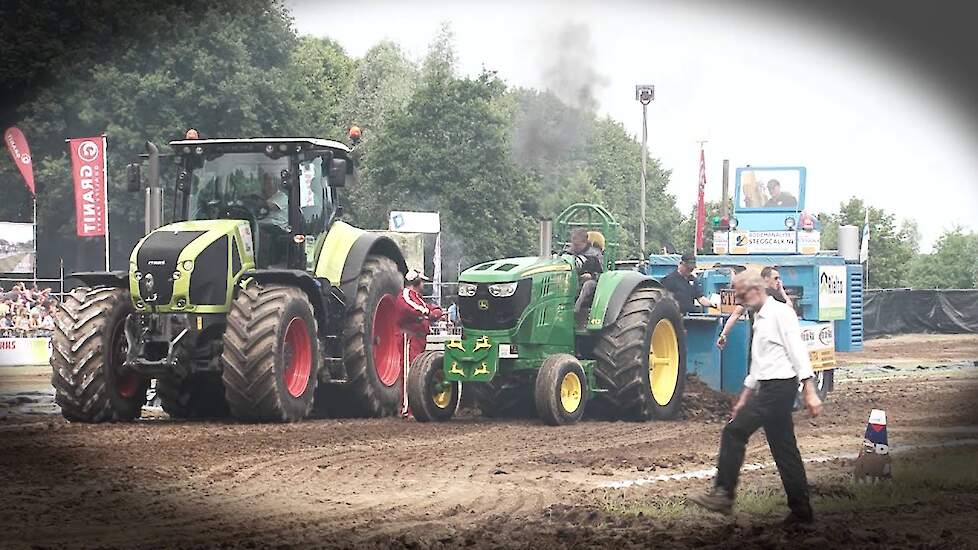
[0,283,58,337]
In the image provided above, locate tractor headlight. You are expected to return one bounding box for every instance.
[182,260,194,272]
[488,282,518,298]
[457,282,477,297]
[784,216,796,230]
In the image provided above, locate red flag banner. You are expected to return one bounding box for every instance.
[68,136,108,237]
[694,148,707,251]
[4,127,35,195]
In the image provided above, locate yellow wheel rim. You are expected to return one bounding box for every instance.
[559,371,583,413]
[431,371,452,409]
[649,319,680,406]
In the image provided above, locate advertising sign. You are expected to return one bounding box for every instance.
[798,230,821,255]
[68,136,108,237]
[389,211,440,234]
[0,338,51,366]
[746,230,796,253]
[800,321,835,370]
[818,265,847,320]
[4,127,34,195]
[0,222,35,273]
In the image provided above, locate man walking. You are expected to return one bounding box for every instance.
[689,270,822,527]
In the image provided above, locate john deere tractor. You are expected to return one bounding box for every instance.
[407,204,686,425]
[51,136,407,423]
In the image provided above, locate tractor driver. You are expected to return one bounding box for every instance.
[765,179,798,208]
[569,228,604,324]
[257,172,289,266]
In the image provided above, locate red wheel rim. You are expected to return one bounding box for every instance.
[372,294,400,387]
[112,321,140,399]
[116,373,140,398]
[283,317,312,398]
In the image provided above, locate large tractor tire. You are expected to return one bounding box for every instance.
[51,287,147,422]
[469,375,535,419]
[221,283,319,422]
[158,373,229,419]
[407,351,460,422]
[592,285,686,421]
[534,354,587,426]
[320,255,404,418]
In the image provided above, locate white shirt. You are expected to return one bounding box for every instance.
[743,296,814,390]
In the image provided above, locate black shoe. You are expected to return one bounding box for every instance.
[688,487,734,515]
[782,513,816,531]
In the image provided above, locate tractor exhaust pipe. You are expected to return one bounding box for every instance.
[144,141,162,235]
[539,218,553,258]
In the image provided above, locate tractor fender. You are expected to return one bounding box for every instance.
[244,269,330,329]
[71,271,129,289]
[314,221,407,309]
[586,270,663,331]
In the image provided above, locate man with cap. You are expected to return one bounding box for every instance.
[395,269,444,363]
[661,253,712,314]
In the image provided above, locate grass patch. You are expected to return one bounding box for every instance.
[607,449,978,520]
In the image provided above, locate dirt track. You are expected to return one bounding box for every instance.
[1,334,978,548]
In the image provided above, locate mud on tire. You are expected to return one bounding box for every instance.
[221,283,319,422]
[592,285,686,421]
[319,255,403,418]
[51,287,146,422]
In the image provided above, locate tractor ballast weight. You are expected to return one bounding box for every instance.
[407,203,687,426]
[51,137,408,423]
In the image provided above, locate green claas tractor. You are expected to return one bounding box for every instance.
[51,136,408,423]
[406,204,687,425]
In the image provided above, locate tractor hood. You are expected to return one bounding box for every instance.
[128,219,256,313]
[459,256,571,283]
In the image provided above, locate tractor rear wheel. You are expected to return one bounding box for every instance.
[534,354,587,426]
[158,373,229,419]
[221,283,319,422]
[51,287,147,422]
[322,255,403,417]
[407,350,460,422]
[592,285,686,421]
[470,375,534,418]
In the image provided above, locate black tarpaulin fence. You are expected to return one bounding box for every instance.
[864,289,978,339]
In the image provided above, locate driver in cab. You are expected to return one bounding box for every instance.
[260,172,289,231]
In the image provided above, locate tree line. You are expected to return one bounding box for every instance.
[0,0,974,288]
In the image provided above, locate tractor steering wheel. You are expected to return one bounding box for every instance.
[239,194,271,220]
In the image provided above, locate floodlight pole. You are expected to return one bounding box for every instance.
[635,85,654,258]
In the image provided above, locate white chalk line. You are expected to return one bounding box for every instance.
[599,437,978,489]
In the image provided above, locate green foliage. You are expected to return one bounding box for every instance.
[908,226,978,289]
[820,198,918,288]
[2,7,682,279]
[674,199,732,254]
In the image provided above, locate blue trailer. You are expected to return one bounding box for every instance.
[643,166,863,399]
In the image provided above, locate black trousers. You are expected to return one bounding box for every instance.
[715,377,812,520]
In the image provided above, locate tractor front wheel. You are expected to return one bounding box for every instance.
[51,287,147,422]
[407,351,459,422]
[534,354,587,426]
[221,283,319,422]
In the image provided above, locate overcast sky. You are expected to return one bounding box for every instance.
[288,0,978,251]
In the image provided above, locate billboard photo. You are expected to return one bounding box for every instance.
[0,222,35,274]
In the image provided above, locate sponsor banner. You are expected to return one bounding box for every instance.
[68,136,108,237]
[0,337,51,366]
[389,211,440,234]
[800,321,835,369]
[712,231,729,254]
[745,230,796,253]
[818,265,847,320]
[798,230,821,254]
[4,127,34,195]
[0,222,36,273]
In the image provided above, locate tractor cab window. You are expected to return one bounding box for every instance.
[738,169,803,210]
[296,156,331,235]
[189,153,290,226]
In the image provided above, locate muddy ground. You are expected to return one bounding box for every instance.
[1,334,977,549]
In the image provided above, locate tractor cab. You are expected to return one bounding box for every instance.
[169,138,356,269]
[713,166,821,255]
